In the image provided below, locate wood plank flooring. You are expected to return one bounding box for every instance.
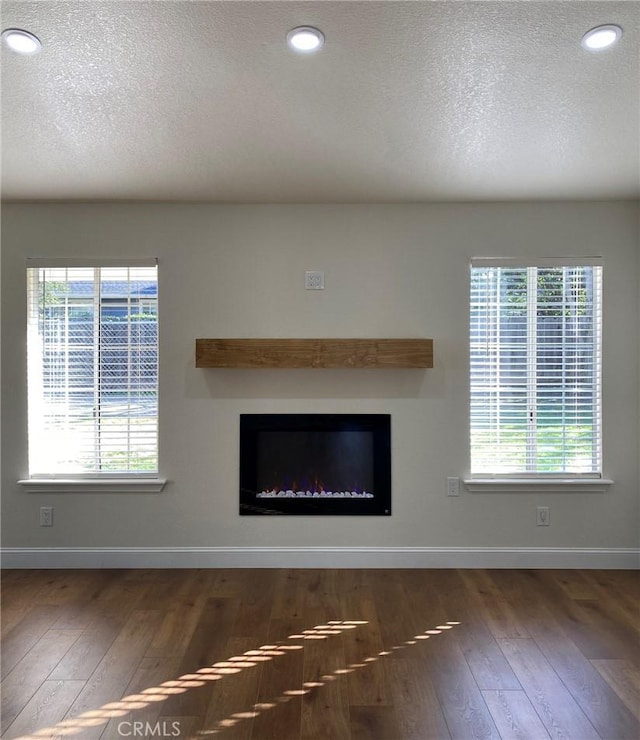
[1,569,638,740]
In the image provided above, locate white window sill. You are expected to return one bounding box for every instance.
[18,478,167,493]
[463,478,613,494]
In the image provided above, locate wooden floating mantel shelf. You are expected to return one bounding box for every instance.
[196,338,433,369]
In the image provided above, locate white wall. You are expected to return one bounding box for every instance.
[2,202,639,566]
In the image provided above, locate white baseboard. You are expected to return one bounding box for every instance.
[1,547,638,569]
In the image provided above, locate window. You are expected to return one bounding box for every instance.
[470,258,602,478]
[26,260,158,479]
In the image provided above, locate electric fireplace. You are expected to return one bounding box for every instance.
[240,414,391,515]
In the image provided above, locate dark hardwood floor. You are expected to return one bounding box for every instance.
[1,568,638,740]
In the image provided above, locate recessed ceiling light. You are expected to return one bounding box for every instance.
[287,26,324,54]
[1,28,42,54]
[581,24,623,51]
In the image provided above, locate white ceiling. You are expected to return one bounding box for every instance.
[1,1,638,203]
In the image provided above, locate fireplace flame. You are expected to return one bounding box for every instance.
[260,472,373,498]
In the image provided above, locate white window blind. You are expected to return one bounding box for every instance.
[26,262,158,477]
[470,259,602,477]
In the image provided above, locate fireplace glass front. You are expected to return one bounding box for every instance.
[240,414,391,515]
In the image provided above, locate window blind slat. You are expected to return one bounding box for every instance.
[26,257,157,268]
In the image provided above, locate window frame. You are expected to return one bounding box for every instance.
[21,257,166,493]
[466,256,612,493]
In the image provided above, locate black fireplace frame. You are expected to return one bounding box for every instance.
[239,414,391,516]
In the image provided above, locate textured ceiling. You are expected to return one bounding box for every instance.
[1,1,638,202]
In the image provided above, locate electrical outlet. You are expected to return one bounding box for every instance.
[39,506,53,526]
[536,506,550,526]
[305,271,324,290]
[446,477,460,497]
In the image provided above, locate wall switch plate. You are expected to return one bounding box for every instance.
[39,506,53,526]
[446,477,460,497]
[305,271,325,290]
[536,506,550,526]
